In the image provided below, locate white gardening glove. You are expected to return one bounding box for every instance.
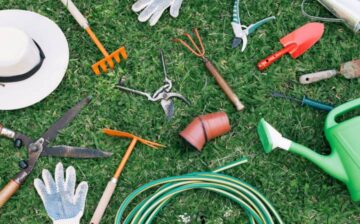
[34,163,88,224]
[132,0,183,26]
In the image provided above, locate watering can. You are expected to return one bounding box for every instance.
[257,97,360,201]
[302,0,360,33]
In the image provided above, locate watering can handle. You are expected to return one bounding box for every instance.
[326,98,360,128]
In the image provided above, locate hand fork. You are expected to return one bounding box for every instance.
[60,0,128,75]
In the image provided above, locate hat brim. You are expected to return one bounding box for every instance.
[0,10,69,110]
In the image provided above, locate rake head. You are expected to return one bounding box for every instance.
[173,28,206,58]
[102,129,165,149]
[92,47,128,75]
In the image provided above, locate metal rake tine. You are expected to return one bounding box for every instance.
[138,139,165,149]
[193,28,206,56]
[183,32,202,55]
[173,38,203,58]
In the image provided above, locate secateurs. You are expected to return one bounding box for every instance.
[0,96,112,207]
[231,0,275,51]
[117,50,190,119]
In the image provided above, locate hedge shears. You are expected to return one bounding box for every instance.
[0,96,112,207]
[231,0,275,51]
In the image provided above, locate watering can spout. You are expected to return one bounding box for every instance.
[289,143,347,183]
[257,119,348,183]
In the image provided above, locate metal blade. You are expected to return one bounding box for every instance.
[42,145,112,158]
[280,22,324,59]
[271,92,302,103]
[41,96,92,146]
[161,99,174,119]
[232,37,242,48]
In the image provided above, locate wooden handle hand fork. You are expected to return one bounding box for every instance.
[90,129,165,224]
[174,28,245,111]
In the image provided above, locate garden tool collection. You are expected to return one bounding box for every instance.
[117,50,190,119]
[90,129,164,224]
[271,92,334,111]
[258,97,360,201]
[257,22,325,71]
[60,0,128,75]
[299,59,360,84]
[302,0,360,33]
[0,96,112,208]
[174,28,245,111]
[34,163,88,224]
[231,0,275,51]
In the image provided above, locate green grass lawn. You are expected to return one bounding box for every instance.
[1,0,360,223]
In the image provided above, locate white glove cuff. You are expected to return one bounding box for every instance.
[53,213,82,224]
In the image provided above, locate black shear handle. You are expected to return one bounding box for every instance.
[0,171,29,208]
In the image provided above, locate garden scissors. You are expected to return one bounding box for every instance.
[0,96,112,207]
[231,0,275,51]
[118,50,190,119]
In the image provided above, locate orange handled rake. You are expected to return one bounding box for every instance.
[60,0,128,75]
[90,129,165,224]
[174,29,245,111]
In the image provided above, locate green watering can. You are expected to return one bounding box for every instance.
[257,97,360,201]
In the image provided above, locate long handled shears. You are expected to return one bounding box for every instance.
[231,0,275,51]
[0,96,112,207]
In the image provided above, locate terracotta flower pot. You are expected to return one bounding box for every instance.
[180,112,231,151]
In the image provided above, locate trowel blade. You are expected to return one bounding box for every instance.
[340,59,360,79]
[280,22,324,59]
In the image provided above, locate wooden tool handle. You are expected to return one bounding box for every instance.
[204,59,245,111]
[299,70,338,84]
[0,180,20,208]
[257,44,296,71]
[90,179,117,224]
[0,125,15,139]
[60,0,89,29]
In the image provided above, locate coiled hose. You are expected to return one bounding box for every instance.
[114,158,284,224]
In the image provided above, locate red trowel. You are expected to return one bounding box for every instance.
[257,22,324,71]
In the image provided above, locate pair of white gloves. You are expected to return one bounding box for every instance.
[132,0,184,26]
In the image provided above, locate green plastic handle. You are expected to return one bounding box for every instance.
[325,98,360,129]
[248,16,276,34]
[302,96,334,112]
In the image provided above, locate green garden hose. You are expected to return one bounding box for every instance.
[114,158,284,224]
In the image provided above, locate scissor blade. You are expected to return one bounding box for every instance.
[232,37,243,48]
[42,145,112,158]
[161,99,174,119]
[41,96,92,146]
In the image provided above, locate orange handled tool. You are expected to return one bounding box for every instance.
[90,129,165,224]
[60,0,128,75]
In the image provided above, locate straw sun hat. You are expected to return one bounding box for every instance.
[0,9,69,110]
